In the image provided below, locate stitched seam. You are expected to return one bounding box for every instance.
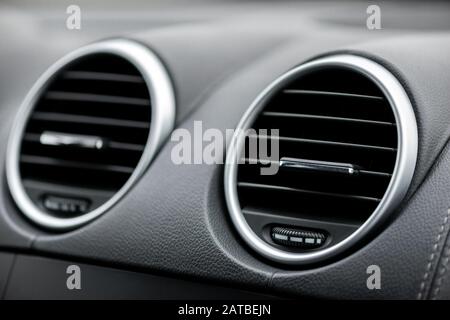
[431,228,450,299]
[1,254,17,299]
[417,209,450,299]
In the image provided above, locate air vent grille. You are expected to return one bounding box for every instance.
[238,67,397,226]
[20,54,151,192]
[6,40,175,230]
[225,55,417,265]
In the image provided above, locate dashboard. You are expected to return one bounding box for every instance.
[1,0,450,300]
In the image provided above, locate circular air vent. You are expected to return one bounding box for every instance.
[224,54,417,265]
[6,39,175,230]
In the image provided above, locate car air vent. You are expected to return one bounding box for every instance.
[225,54,417,265]
[6,39,175,230]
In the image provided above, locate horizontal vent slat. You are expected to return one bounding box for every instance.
[254,116,397,148]
[108,141,145,152]
[238,182,381,203]
[45,91,150,107]
[23,179,116,199]
[238,184,378,224]
[250,134,396,153]
[359,170,392,178]
[21,155,134,174]
[262,111,396,127]
[239,162,390,198]
[62,71,145,83]
[242,208,362,230]
[31,112,150,129]
[242,158,392,178]
[283,89,384,101]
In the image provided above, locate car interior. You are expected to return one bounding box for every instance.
[1,0,450,301]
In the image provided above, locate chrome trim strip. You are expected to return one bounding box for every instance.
[224,54,418,265]
[40,131,105,150]
[279,157,358,175]
[6,39,176,230]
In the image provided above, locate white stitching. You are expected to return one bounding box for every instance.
[431,242,450,299]
[417,209,450,300]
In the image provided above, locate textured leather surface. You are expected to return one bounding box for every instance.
[4,254,274,299]
[28,30,368,291]
[31,34,450,298]
[0,252,15,298]
[430,215,450,300]
[131,27,290,124]
[347,34,450,195]
[271,141,450,299]
[0,3,450,299]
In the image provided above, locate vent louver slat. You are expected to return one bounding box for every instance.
[31,111,151,129]
[6,40,175,230]
[225,55,418,265]
[45,91,151,106]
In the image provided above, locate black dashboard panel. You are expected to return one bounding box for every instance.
[4,254,273,299]
[1,0,450,300]
[0,252,14,297]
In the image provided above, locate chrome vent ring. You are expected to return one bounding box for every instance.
[224,54,418,265]
[6,39,175,230]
